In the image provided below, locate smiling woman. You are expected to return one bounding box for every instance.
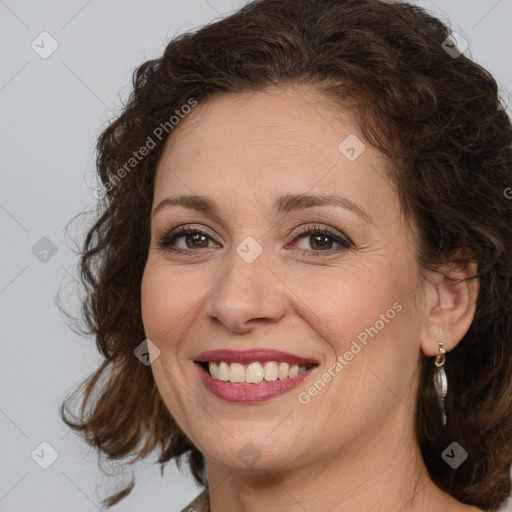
[60,0,512,511]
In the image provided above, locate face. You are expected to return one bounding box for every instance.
[141,86,427,474]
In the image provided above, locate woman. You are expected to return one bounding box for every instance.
[60,0,512,510]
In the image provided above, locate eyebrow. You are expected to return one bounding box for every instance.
[152,193,373,224]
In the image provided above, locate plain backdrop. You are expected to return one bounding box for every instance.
[1,0,511,511]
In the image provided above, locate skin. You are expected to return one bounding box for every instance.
[141,85,481,512]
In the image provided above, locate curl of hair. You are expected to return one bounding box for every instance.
[60,0,512,508]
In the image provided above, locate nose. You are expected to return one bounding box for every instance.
[205,245,287,334]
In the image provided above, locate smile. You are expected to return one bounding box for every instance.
[194,349,319,403]
[201,361,315,383]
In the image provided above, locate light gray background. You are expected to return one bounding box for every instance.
[1,0,511,511]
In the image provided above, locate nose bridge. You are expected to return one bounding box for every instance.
[206,235,286,330]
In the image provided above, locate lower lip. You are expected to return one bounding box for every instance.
[195,362,316,403]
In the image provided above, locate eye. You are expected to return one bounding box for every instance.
[158,224,220,253]
[287,224,352,256]
[157,223,353,257]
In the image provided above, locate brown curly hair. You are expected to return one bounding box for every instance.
[60,0,512,509]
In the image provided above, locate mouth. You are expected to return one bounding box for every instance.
[193,349,319,403]
[196,360,317,384]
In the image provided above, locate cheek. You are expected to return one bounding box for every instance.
[140,261,190,342]
[296,261,417,397]
[140,263,196,426]
[294,266,402,343]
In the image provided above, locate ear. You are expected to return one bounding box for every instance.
[419,249,479,357]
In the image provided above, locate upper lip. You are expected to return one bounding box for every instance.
[194,349,319,366]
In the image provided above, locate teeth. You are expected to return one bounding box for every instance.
[288,364,299,378]
[210,361,220,379]
[246,362,264,384]
[207,361,310,383]
[278,362,289,380]
[229,362,245,383]
[217,362,230,381]
[263,361,278,381]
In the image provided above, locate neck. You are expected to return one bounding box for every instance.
[204,412,461,512]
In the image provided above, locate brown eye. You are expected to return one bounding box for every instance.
[290,225,352,256]
[302,233,335,251]
[182,233,210,249]
[158,225,220,253]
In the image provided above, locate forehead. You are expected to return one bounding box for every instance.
[154,86,393,213]
[159,86,353,162]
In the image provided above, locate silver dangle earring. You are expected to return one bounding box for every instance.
[433,341,448,427]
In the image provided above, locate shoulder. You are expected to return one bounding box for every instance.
[178,488,210,512]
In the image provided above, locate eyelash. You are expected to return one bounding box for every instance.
[157,223,353,257]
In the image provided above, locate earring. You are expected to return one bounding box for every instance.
[433,341,448,427]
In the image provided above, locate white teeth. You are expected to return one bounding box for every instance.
[263,361,278,381]
[206,361,311,383]
[246,362,264,383]
[209,362,219,379]
[288,364,299,378]
[217,362,230,381]
[229,362,245,383]
[278,362,289,380]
